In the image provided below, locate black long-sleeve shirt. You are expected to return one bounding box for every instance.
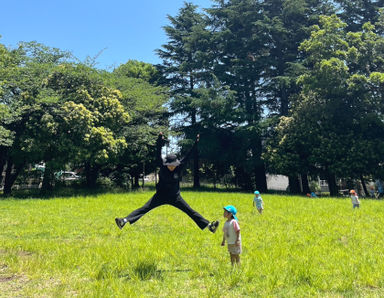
[155,135,197,196]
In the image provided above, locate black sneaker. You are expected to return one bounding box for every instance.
[208,220,219,233]
[115,217,126,230]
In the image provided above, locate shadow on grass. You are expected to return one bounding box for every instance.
[0,185,157,200]
[1,183,246,200]
[0,182,301,200]
[97,261,191,281]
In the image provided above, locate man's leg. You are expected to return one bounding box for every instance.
[170,195,214,230]
[115,193,163,229]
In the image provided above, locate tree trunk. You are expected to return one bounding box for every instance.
[326,172,338,197]
[254,162,267,193]
[41,163,54,191]
[235,166,253,191]
[193,145,200,188]
[3,159,24,196]
[288,175,301,194]
[301,174,310,194]
[134,174,140,189]
[360,175,368,197]
[141,162,145,188]
[254,137,267,192]
[85,162,98,188]
[0,148,7,187]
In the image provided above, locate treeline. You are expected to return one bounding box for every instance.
[1,0,384,196]
[156,0,384,196]
[0,43,169,194]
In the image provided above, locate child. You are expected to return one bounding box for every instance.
[350,189,360,208]
[221,205,241,266]
[115,132,219,233]
[253,190,264,214]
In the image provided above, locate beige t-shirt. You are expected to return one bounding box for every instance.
[223,219,241,245]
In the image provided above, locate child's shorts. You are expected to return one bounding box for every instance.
[353,204,360,208]
[227,244,242,255]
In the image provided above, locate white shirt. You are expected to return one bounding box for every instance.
[351,195,360,205]
[223,219,241,244]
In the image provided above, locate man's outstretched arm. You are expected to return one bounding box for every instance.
[156,132,166,165]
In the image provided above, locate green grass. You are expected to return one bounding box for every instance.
[1,191,384,297]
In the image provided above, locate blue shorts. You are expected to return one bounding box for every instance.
[353,204,360,208]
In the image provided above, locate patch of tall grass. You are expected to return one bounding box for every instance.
[1,191,384,296]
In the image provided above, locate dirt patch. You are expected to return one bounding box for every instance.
[0,275,17,282]
[0,249,33,257]
[0,263,28,296]
[17,251,33,257]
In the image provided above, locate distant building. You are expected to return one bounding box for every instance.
[266,174,289,191]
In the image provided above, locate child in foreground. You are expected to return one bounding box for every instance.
[350,189,360,208]
[253,190,264,214]
[221,205,241,266]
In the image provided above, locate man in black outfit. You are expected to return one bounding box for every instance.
[115,132,219,233]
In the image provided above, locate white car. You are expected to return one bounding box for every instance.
[56,171,81,181]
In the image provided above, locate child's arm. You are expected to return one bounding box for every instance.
[233,221,241,246]
[235,230,241,246]
[221,234,225,246]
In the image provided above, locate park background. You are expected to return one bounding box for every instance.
[1,0,384,296]
[1,0,384,197]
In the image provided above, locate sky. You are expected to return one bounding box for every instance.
[0,0,213,70]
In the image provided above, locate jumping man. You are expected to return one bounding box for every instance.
[115,132,219,233]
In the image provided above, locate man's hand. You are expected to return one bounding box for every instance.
[159,132,168,142]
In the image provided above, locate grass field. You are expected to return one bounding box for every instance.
[1,190,384,297]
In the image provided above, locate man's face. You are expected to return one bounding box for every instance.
[167,165,176,172]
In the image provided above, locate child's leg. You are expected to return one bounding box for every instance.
[235,254,240,265]
[230,253,236,266]
[230,253,240,266]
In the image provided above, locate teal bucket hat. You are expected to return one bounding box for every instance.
[224,205,238,221]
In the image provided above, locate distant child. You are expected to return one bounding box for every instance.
[221,205,241,266]
[253,190,264,214]
[350,190,360,208]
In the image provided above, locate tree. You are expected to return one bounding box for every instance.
[105,61,169,188]
[0,41,74,194]
[45,64,130,187]
[335,0,384,33]
[266,15,384,196]
[206,0,270,191]
[157,2,212,188]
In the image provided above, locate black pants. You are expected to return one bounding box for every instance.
[124,192,210,230]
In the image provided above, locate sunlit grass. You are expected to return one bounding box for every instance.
[1,191,384,297]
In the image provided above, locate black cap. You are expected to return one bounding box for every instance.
[163,154,180,166]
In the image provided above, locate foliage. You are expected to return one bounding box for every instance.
[265,15,384,195]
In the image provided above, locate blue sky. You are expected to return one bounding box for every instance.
[0,0,213,70]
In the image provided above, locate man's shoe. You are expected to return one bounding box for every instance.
[115,217,127,230]
[208,220,219,233]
